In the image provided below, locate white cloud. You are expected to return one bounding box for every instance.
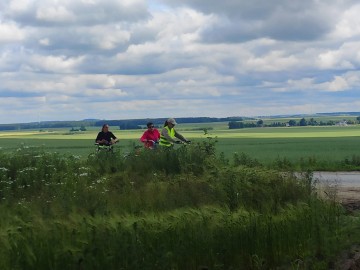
[8,0,32,13]
[246,50,299,72]
[317,49,354,70]
[0,22,25,43]
[318,71,360,92]
[88,26,131,50]
[36,6,75,23]
[331,4,360,39]
[25,55,85,73]
[83,88,128,97]
[38,38,50,46]
[263,78,316,93]
[0,0,360,123]
[327,76,349,92]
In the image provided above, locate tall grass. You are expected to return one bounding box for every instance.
[0,142,358,269]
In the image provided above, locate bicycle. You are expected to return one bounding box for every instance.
[95,140,119,153]
[146,140,159,150]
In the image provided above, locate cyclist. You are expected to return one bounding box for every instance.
[140,122,160,149]
[159,118,190,147]
[95,124,119,145]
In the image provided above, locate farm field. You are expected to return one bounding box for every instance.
[1,122,360,269]
[1,124,360,167]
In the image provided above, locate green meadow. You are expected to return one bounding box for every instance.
[0,122,360,269]
[1,124,360,169]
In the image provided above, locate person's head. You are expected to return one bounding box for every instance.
[166,118,177,128]
[102,124,109,132]
[147,122,155,129]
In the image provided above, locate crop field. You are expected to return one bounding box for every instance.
[1,124,360,168]
[1,122,360,269]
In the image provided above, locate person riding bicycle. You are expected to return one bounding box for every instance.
[159,118,190,147]
[140,122,160,149]
[95,124,119,146]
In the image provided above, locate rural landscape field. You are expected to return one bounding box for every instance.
[0,116,360,269]
[2,0,360,269]
[1,118,360,169]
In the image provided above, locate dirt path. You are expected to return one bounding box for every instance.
[319,186,360,269]
[313,171,360,213]
[312,172,360,269]
[337,187,360,213]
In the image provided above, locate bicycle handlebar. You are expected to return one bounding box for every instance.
[174,140,191,145]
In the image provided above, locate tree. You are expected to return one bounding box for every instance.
[288,120,296,126]
[308,118,317,126]
[257,119,264,127]
[228,121,244,129]
[357,116,360,124]
[299,118,307,126]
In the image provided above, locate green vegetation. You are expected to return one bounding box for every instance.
[0,141,359,269]
[1,125,360,170]
[0,117,245,131]
[1,120,360,269]
[229,115,359,128]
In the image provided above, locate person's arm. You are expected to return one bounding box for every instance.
[161,127,176,143]
[155,129,161,141]
[95,132,105,143]
[174,130,187,142]
[140,131,148,142]
[110,132,119,144]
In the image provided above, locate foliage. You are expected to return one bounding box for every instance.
[288,120,297,126]
[2,125,360,172]
[0,142,358,269]
[228,117,357,129]
[233,152,261,168]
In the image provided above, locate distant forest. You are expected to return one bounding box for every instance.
[1,112,359,131]
[0,117,248,131]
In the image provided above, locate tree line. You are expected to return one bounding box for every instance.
[0,116,359,131]
[0,117,249,131]
[228,117,360,129]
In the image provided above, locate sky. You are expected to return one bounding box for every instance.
[1,0,360,124]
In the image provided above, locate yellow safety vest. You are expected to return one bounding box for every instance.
[159,126,175,147]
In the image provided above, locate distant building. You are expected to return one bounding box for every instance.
[336,120,348,126]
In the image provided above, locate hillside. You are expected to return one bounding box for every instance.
[0,112,359,131]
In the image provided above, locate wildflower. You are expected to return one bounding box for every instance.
[23,167,37,171]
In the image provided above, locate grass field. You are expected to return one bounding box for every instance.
[1,124,360,167]
[1,122,360,269]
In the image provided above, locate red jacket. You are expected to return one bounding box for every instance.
[140,128,160,148]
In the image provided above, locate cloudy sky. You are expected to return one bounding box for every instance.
[1,0,360,124]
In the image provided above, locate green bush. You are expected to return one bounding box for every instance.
[0,142,356,269]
